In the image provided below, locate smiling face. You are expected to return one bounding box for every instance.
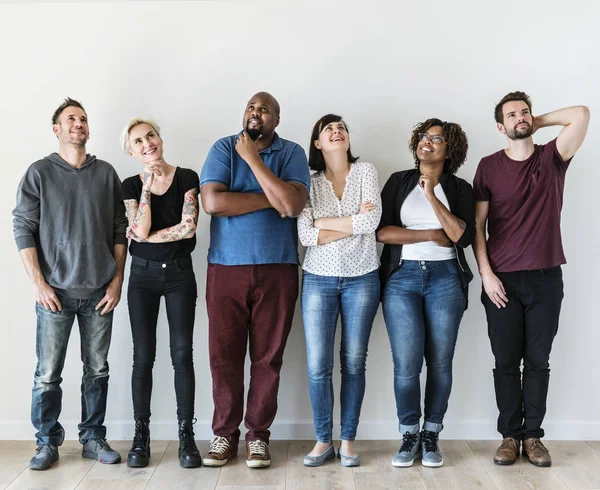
[52,106,89,148]
[416,125,447,164]
[128,123,164,163]
[242,92,280,141]
[314,120,350,154]
[499,100,533,140]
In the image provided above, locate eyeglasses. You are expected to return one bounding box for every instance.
[418,133,445,144]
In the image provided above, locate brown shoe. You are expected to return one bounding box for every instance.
[523,438,551,467]
[493,437,520,465]
[203,436,237,467]
[246,440,271,468]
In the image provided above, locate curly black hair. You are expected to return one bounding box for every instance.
[409,118,468,175]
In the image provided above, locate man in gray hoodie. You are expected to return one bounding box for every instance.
[13,98,128,470]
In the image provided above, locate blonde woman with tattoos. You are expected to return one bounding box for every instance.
[120,118,201,469]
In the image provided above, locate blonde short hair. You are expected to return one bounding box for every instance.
[120,117,161,154]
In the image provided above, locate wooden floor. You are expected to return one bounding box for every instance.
[2,439,600,489]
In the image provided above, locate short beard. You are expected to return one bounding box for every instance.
[507,124,533,140]
[246,122,262,141]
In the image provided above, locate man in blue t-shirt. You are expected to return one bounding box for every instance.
[200,92,310,468]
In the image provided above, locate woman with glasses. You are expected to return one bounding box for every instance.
[377,119,474,468]
[120,117,201,469]
[297,114,381,467]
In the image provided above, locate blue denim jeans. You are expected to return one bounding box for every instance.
[31,292,113,446]
[301,270,380,442]
[382,260,465,434]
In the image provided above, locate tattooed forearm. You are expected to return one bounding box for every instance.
[143,188,199,243]
[124,188,152,238]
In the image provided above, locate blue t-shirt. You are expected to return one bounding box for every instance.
[200,132,310,265]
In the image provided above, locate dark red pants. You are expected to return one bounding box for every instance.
[206,263,299,445]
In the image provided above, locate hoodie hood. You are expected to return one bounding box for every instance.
[46,152,97,172]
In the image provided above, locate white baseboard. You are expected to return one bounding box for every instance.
[2,419,600,441]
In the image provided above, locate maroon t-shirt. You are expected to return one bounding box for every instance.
[473,138,571,272]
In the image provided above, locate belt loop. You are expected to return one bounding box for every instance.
[144,260,149,270]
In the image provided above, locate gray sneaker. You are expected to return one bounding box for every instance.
[82,438,122,464]
[29,444,59,470]
[392,431,421,467]
[421,430,443,467]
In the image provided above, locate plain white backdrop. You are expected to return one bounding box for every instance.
[0,0,598,442]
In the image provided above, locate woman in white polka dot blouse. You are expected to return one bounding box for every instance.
[297,114,382,468]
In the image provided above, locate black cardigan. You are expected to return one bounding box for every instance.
[377,169,476,306]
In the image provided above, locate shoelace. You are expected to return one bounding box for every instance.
[499,438,518,451]
[133,420,148,445]
[399,431,419,452]
[92,438,110,450]
[208,436,230,456]
[528,439,549,453]
[36,444,56,454]
[247,440,267,456]
[421,431,439,453]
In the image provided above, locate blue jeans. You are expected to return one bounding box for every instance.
[301,270,380,442]
[32,292,113,446]
[382,260,465,434]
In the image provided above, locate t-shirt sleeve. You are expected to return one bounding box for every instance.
[121,176,140,201]
[181,169,200,194]
[200,139,232,188]
[546,137,572,171]
[472,159,490,201]
[280,145,310,191]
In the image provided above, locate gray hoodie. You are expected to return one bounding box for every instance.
[13,153,128,299]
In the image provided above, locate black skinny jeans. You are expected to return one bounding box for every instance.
[128,255,197,422]
[482,266,564,440]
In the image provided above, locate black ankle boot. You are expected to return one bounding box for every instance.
[178,419,202,468]
[127,419,150,467]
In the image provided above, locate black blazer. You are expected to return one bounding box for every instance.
[377,169,476,307]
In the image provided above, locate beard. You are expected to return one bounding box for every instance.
[506,123,533,140]
[245,121,262,141]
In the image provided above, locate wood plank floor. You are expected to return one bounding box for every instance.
[2,440,600,489]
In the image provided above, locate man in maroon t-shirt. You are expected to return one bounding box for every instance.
[473,91,589,468]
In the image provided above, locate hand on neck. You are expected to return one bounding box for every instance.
[419,161,444,185]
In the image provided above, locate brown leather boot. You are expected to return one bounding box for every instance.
[522,438,551,467]
[493,437,520,465]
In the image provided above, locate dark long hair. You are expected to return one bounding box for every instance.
[308,114,359,172]
[409,118,468,175]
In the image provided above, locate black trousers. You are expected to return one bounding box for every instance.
[482,266,564,440]
[127,255,197,421]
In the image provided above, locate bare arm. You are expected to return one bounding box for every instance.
[127,186,152,239]
[376,226,451,247]
[19,247,62,312]
[133,189,199,243]
[534,105,590,161]
[200,183,273,217]
[236,132,308,217]
[473,201,508,308]
[427,196,466,242]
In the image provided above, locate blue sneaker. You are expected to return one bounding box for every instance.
[392,431,421,467]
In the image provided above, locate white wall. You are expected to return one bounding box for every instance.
[1,0,598,442]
